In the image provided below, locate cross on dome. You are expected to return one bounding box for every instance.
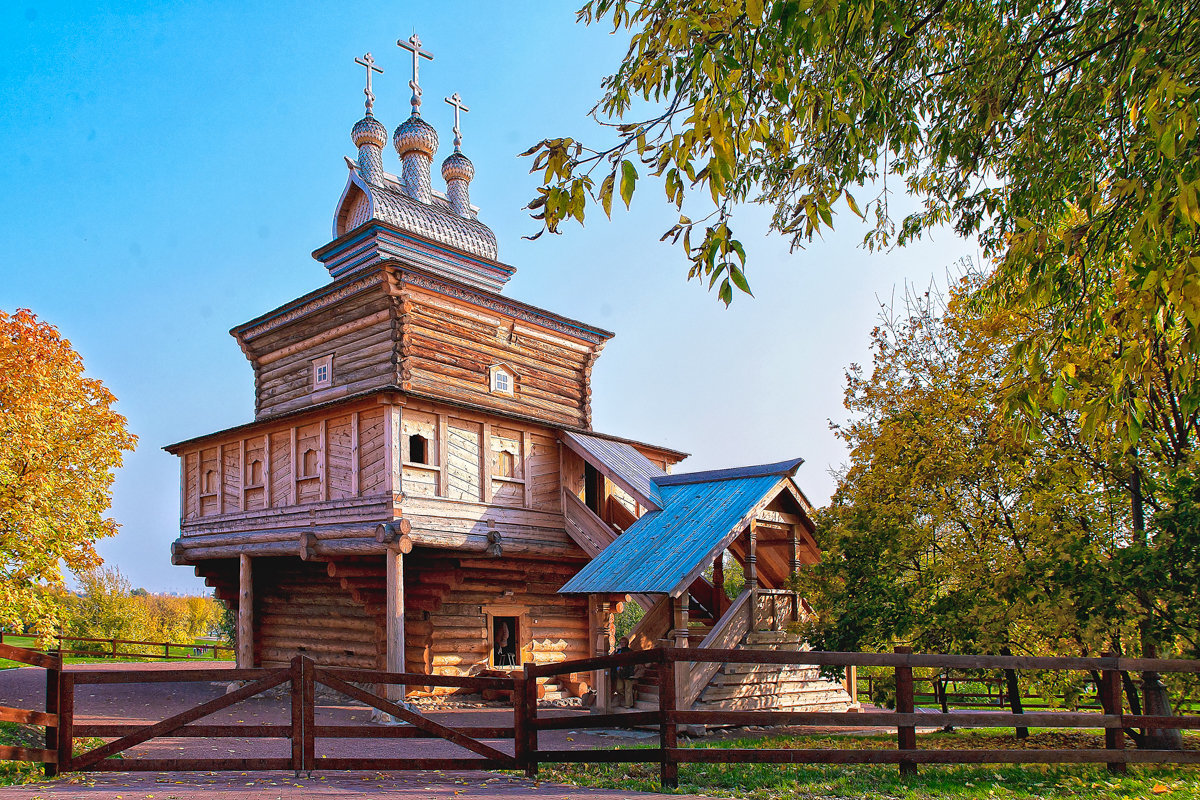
[444,92,469,152]
[396,33,434,116]
[354,52,384,116]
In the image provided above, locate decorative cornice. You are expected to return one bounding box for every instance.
[235,272,386,342]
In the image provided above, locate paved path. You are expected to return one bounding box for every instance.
[0,770,705,799]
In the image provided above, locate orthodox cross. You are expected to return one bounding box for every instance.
[444,92,469,151]
[354,52,383,115]
[396,33,434,115]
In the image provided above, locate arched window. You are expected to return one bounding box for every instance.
[496,450,515,478]
[202,470,216,494]
[249,459,263,486]
[409,434,428,465]
[302,448,318,477]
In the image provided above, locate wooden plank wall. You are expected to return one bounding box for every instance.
[250,289,396,418]
[399,287,595,429]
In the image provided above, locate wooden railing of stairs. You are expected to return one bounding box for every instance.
[679,588,754,709]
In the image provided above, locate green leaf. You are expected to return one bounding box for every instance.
[729,264,753,296]
[599,174,615,219]
[620,160,638,209]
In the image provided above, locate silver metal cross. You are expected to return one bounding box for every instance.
[444,92,469,151]
[354,52,384,115]
[396,33,434,115]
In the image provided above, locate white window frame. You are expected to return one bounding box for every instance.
[312,354,333,390]
[489,364,515,396]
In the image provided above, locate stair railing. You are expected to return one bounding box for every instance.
[678,587,754,709]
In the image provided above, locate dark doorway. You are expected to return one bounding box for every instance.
[492,616,519,668]
[584,463,603,516]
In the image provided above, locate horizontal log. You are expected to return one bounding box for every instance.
[0,706,57,726]
[85,758,294,772]
[535,711,657,731]
[313,725,514,739]
[73,724,286,738]
[0,643,59,668]
[0,745,56,764]
[533,749,662,764]
[313,757,516,770]
[69,668,276,685]
[318,666,514,690]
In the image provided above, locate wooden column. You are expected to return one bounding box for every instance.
[671,594,690,698]
[591,596,613,714]
[746,522,759,630]
[895,645,916,775]
[386,546,406,704]
[712,553,725,619]
[237,554,254,668]
[1101,652,1126,774]
[789,525,801,622]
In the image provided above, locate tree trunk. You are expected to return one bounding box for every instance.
[1000,647,1028,739]
[936,671,953,732]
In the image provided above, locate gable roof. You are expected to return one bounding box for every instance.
[558,458,807,597]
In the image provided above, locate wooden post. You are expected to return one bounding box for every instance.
[712,553,725,618]
[895,646,916,776]
[290,655,304,777]
[302,656,315,776]
[1101,652,1126,774]
[524,666,539,778]
[513,669,533,777]
[386,546,406,704]
[43,654,59,777]
[237,554,254,669]
[56,673,73,774]
[789,525,801,622]
[746,522,759,630]
[659,649,678,789]
[589,596,612,715]
[672,594,690,695]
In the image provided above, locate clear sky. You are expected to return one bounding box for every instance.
[1,1,968,593]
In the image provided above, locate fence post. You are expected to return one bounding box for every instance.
[56,672,73,773]
[1101,652,1126,775]
[659,648,678,789]
[894,646,916,776]
[513,668,537,777]
[44,652,60,777]
[302,656,315,776]
[290,655,303,777]
[525,666,539,778]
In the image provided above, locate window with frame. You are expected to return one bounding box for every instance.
[408,434,429,465]
[312,355,333,390]
[489,364,514,396]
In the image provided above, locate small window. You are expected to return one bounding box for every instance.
[409,434,428,465]
[302,448,319,477]
[489,364,514,396]
[202,469,216,494]
[496,450,515,478]
[249,459,264,486]
[492,616,519,668]
[312,355,333,390]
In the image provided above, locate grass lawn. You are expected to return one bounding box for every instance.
[534,729,1200,799]
[0,635,232,669]
[0,722,109,786]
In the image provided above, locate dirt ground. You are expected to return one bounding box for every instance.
[0,662,685,799]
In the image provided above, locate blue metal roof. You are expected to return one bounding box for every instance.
[654,457,804,487]
[559,464,798,596]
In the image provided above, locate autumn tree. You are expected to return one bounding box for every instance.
[0,309,136,637]
[525,0,1200,429]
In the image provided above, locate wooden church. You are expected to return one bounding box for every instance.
[166,37,855,714]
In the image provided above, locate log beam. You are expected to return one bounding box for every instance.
[237,554,254,668]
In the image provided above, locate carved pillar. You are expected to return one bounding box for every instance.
[671,593,690,694]
[746,522,759,630]
[789,524,801,622]
[237,554,254,668]
[590,596,615,714]
[385,545,406,703]
[712,552,725,619]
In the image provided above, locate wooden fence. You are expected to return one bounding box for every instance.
[0,632,233,661]
[1,645,1197,787]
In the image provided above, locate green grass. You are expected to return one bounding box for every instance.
[533,729,1200,799]
[0,722,110,786]
[0,635,233,669]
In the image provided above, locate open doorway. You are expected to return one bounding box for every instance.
[584,463,604,516]
[491,616,519,668]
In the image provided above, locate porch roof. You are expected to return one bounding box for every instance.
[558,457,805,597]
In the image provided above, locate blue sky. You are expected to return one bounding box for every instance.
[1,1,967,593]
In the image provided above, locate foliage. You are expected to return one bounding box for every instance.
[799,270,1200,670]
[525,0,1200,447]
[0,309,136,639]
[60,565,222,649]
[615,599,645,641]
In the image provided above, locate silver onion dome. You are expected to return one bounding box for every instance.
[441,150,475,183]
[352,115,388,149]
[393,114,438,158]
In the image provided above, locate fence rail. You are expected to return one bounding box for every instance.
[1,643,1197,787]
[0,632,234,661]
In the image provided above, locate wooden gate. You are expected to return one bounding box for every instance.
[0,642,60,777]
[55,655,520,773]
